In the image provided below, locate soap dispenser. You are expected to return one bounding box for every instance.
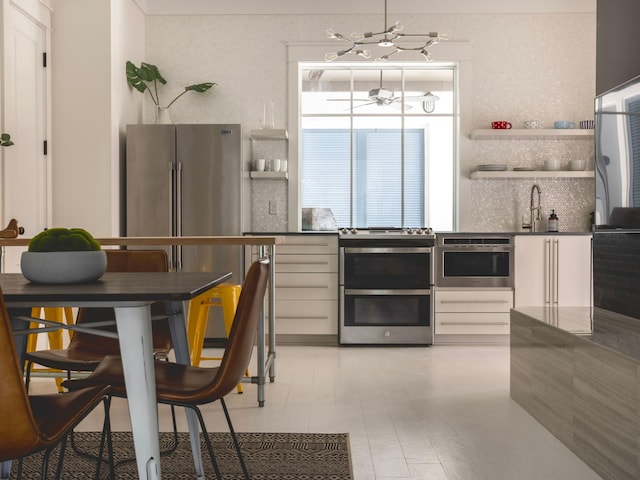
[548,210,559,232]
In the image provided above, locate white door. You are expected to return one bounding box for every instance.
[2,3,49,272]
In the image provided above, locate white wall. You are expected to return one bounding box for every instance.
[51,0,144,236]
[144,11,596,232]
[49,5,596,233]
[51,0,111,234]
[110,0,146,235]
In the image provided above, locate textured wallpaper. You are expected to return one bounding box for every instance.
[145,11,596,233]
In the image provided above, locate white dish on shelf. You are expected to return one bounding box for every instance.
[513,167,534,171]
[569,160,586,171]
[477,164,507,171]
[543,159,562,171]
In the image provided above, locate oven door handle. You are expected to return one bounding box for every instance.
[344,247,432,254]
[344,289,431,295]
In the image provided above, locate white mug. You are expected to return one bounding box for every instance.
[255,158,266,171]
[272,159,281,172]
[524,120,542,129]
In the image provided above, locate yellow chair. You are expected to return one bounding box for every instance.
[26,307,75,391]
[187,283,250,393]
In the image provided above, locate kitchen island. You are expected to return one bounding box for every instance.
[511,306,640,480]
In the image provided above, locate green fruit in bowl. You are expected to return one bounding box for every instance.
[28,227,101,252]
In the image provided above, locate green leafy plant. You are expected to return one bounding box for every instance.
[1,133,14,147]
[126,61,216,108]
[28,227,101,252]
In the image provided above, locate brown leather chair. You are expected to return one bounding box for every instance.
[65,257,270,480]
[24,249,171,386]
[0,287,113,479]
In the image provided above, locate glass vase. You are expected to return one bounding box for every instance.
[155,106,172,124]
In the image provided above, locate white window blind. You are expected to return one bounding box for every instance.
[302,129,424,227]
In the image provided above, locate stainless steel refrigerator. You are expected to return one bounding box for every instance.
[125,124,244,339]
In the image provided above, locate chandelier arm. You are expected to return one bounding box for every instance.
[354,39,386,46]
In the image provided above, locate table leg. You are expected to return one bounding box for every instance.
[114,305,161,480]
[268,245,276,383]
[166,301,205,479]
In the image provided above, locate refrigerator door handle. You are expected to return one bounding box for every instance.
[176,161,183,271]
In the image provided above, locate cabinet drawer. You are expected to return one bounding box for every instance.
[278,238,337,255]
[250,235,338,256]
[434,290,513,313]
[436,312,510,335]
[275,254,338,273]
[276,273,338,300]
[275,300,338,334]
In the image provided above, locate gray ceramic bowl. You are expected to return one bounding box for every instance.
[21,250,107,283]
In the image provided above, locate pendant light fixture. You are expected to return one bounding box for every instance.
[325,0,448,62]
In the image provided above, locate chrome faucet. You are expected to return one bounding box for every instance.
[522,184,542,232]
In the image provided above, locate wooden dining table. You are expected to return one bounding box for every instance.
[1,270,231,480]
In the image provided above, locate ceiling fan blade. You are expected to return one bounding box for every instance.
[351,101,377,109]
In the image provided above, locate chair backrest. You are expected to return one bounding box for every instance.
[0,288,42,460]
[70,249,171,355]
[212,257,270,398]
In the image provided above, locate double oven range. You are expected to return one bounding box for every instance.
[339,228,435,345]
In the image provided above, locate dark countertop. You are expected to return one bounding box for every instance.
[246,231,592,236]
[436,231,592,236]
[513,306,640,361]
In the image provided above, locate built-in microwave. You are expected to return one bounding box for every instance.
[435,235,514,288]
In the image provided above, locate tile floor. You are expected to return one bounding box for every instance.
[30,345,604,480]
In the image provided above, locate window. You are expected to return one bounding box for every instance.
[299,64,456,230]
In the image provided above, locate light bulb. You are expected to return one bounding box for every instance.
[422,100,436,113]
[350,32,365,42]
[420,49,433,61]
[392,21,403,32]
[326,28,337,38]
[325,52,339,62]
[356,49,372,59]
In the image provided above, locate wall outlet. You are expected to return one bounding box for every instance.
[269,200,278,215]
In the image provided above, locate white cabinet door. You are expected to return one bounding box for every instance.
[514,235,591,307]
[555,236,592,306]
[514,236,548,306]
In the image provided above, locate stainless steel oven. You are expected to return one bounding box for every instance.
[339,228,434,345]
[435,234,514,288]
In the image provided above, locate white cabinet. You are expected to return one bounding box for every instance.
[514,235,592,307]
[434,289,513,337]
[248,234,338,344]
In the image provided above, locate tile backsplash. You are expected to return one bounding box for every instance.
[468,137,595,232]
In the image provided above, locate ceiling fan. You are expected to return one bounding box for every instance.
[327,71,439,111]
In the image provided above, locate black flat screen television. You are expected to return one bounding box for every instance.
[595,74,640,229]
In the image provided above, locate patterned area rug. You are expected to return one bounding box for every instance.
[11,431,353,479]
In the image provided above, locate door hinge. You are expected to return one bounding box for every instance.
[43,140,48,155]
[43,52,47,68]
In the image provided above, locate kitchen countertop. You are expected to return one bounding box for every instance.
[513,306,640,361]
[436,231,592,236]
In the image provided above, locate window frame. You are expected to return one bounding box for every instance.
[287,43,473,232]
